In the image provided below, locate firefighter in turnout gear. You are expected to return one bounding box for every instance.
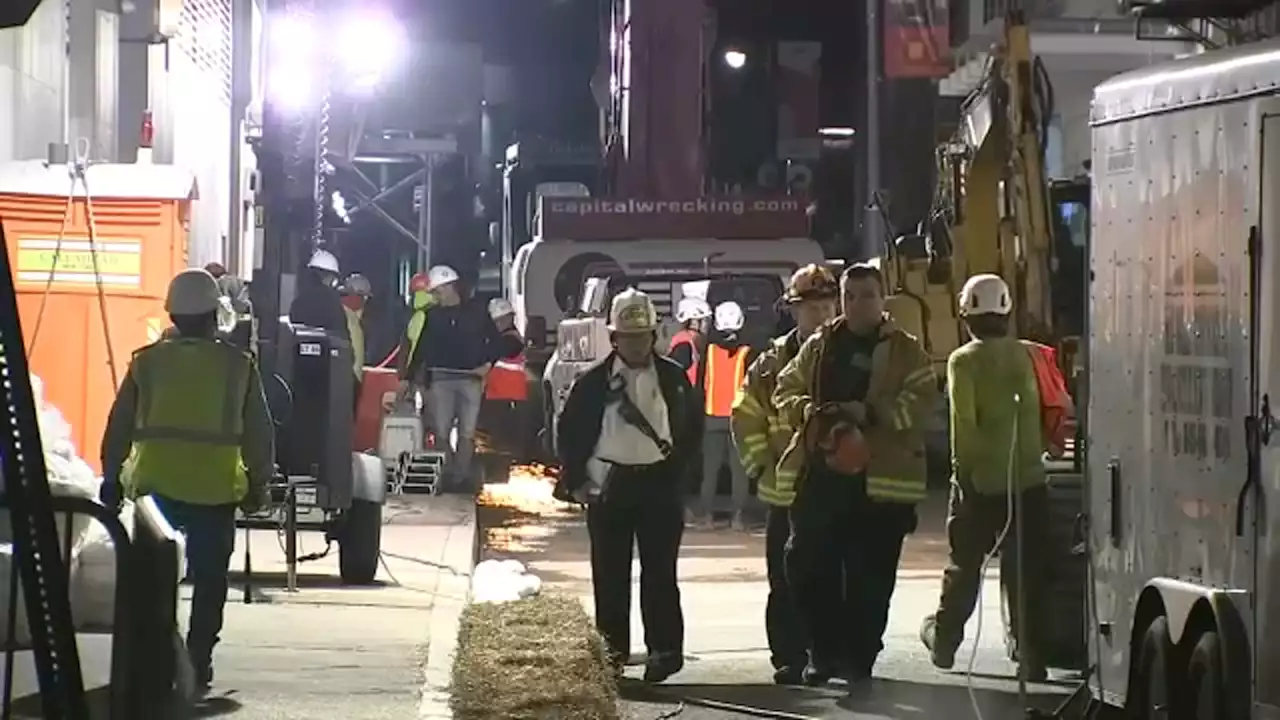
[668,295,712,385]
[772,263,938,690]
[694,300,754,530]
[919,273,1051,682]
[552,288,703,683]
[731,263,839,685]
[99,267,275,692]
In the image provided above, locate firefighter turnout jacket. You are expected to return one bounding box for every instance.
[102,337,275,506]
[731,330,801,506]
[772,315,938,505]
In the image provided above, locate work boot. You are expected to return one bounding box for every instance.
[772,665,804,685]
[801,662,838,687]
[643,651,684,683]
[920,614,957,670]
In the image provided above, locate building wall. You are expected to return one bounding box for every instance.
[0,0,67,161]
[1039,65,1113,179]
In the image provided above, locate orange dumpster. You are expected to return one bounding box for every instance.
[0,161,197,474]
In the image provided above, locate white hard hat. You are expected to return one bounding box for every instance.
[488,297,514,319]
[165,268,222,315]
[608,288,658,333]
[714,301,745,332]
[307,249,340,275]
[675,297,712,322]
[958,273,1012,316]
[427,265,460,289]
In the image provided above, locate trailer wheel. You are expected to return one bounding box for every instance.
[339,499,383,585]
[1186,631,1225,720]
[1129,616,1176,720]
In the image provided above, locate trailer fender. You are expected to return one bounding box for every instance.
[1143,578,1250,719]
[351,452,387,505]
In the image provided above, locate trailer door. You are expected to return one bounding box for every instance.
[1253,110,1280,716]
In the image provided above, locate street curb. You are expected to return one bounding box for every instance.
[417,496,478,720]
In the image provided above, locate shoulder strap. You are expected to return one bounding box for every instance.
[608,375,673,457]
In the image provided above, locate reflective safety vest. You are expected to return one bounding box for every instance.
[485,348,529,402]
[344,306,365,378]
[704,344,750,418]
[122,338,252,505]
[668,329,700,386]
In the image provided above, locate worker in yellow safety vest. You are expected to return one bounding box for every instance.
[99,267,275,693]
[693,300,754,531]
[341,272,373,412]
[667,296,712,386]
[396,269,443,394]
[731,263,838,685]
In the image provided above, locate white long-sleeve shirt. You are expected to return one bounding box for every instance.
[583,357,672,494]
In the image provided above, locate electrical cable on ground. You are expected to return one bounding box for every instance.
[965,393,1021,720]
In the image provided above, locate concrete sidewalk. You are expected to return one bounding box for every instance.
[181,494,476,719]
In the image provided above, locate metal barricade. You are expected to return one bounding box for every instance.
[0,495,184,718]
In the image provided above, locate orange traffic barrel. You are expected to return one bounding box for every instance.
[0,161,197,473]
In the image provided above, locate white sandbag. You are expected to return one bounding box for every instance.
[69,500,141,631]
[471,559,542,604]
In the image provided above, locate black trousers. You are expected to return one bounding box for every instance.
[785,468,916,675]
[765,505,808,671]
[586,463,685,662]
[152,496,237,672]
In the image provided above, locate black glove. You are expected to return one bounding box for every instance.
[240,485,270,514]
[99,478,121,512]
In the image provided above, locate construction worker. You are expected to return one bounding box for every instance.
[289,248,351,346]
[693,300,752,530]
[667,296,712,385]
[484,298,528,403]
[919,273,1050,682]
[341,272,373,412]
[731,263,838,685]
[396,271,438,391]
[408,265,523,492]
[551,288,703,683]
[772,263,938,690]
[99,267,274,692]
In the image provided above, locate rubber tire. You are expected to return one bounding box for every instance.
[168,630,196,717]
[1128,616,1177,720]
[339,499,383,585]
[1186,631,1226,720]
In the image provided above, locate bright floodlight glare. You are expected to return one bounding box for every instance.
[723,50,747,69]
[269,14,315,58]
[337,13,402,91]
[819,127,856,138]
[269,64,313,111]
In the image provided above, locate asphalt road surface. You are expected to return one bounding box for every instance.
[479,480,1082,720]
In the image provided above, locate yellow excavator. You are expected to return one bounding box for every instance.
[875,11,1089,380]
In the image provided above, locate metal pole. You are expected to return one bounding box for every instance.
[864,0,882,261]
[285,483,298,593]
[419,155,434,269]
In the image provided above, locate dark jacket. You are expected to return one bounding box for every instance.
[289,270,351,345]
[553,352,704,502]
[415,299,522,375]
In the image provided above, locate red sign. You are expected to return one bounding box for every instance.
[537,196,811,241]
[884,0,951,80]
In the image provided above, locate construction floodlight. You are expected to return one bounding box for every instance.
[266,9,404,111]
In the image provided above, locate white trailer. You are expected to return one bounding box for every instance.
[1087,39,1280,718]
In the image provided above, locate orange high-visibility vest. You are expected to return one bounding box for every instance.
[1021,341,1073,452]
[485,351,529,402]
[668,329,701,386]
[704,344,750,417]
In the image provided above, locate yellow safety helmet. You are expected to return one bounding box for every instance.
[783,263,838,304]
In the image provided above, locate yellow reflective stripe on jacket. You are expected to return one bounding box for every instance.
[867,476,927,503]
[886,366,935,430]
